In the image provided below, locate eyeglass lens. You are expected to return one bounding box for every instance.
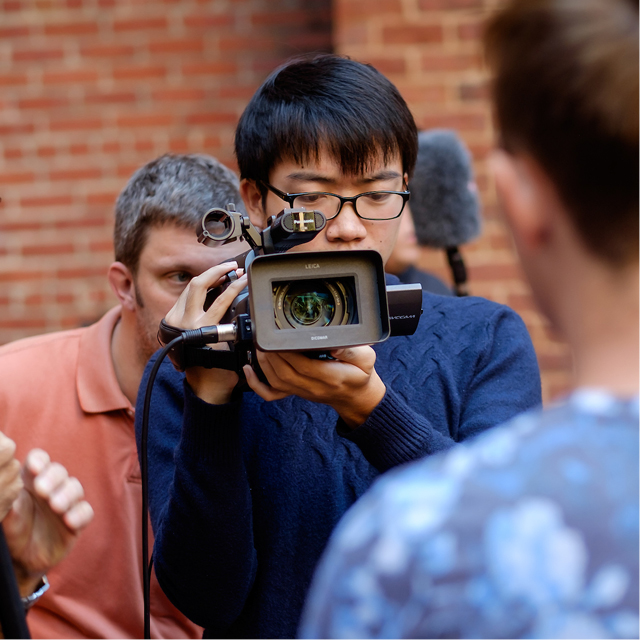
[291,192,405,220]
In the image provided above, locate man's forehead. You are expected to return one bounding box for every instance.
[271,150,404,183]
[139,221,243,268]
[141,221,198,249]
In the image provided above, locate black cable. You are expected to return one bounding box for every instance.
[0,525,31,639]
[140,336,183,640]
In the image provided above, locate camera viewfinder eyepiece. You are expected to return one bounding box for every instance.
[198,203,262,250]
[262,208,326,254]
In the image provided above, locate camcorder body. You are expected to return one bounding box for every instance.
[158,204,423,380]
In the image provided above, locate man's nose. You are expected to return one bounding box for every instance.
[325,201,367,243]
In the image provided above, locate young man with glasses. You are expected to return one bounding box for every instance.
[137,54,541,639]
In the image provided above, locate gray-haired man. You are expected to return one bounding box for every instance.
[0,154,243,638]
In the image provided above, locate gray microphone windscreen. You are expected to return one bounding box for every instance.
[410,129,481,248]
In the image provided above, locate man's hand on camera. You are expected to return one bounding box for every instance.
[165,262,248,405]
[243,347,386,428]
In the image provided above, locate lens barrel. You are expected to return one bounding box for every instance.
[273,278,355,329]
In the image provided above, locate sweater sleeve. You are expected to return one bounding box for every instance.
[136,358,257,632]
[341,305,541,471]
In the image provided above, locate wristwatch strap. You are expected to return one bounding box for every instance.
[22,575,49,610]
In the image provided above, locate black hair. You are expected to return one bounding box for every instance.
[235,54,418,192]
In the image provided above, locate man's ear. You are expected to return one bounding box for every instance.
[107,262,137,312]
[240,179,268,230]
[489,150,553,252]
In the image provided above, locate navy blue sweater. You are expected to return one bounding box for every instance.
[136,292,541,639]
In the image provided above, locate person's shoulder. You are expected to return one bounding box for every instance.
[0,327,88,403]
[331,395,638,640]
[488,389,640,442]
[410,292,528,349]
[0,326,85,361]
[352,403,539,509]
[341,391,639,538]
[424,291,516,320]
[563,388,639,421]
[378,292,535,383]
[522,389,640,452]
[347,397,595,529]
[374,390,639,503]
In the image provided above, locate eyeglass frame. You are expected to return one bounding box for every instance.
[261,181,411,221]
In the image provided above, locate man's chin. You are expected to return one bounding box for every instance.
[135,324,161,365]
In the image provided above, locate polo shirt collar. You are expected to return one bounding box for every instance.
[77,306,132,414]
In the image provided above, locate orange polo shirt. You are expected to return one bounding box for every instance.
[0,307,202,639]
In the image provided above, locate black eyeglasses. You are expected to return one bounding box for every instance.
[262,182,410,221]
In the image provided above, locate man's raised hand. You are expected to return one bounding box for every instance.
[3,447,94,597]
[165,262,247,405]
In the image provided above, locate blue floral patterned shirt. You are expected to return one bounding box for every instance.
[300,390,639,639]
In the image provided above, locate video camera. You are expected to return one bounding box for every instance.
[158,204,423,376]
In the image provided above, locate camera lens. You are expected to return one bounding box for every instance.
[286,283,334,327]
[273,278,355,329]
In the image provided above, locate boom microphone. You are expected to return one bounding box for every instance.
[409,129,482,295]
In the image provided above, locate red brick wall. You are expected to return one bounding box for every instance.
[0,0,331,335]
[0,0,571,403]
[335,0,573,403]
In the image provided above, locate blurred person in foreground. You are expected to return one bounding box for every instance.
[0,432,93,636]
[0,154,244,638]
[300,0,639,637]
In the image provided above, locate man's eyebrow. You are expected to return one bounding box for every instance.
[156,262,196,273]
[359,170,403,184]
[285,171,334,184]
[285,170,403,185]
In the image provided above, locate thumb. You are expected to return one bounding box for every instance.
[329,345,377,369]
